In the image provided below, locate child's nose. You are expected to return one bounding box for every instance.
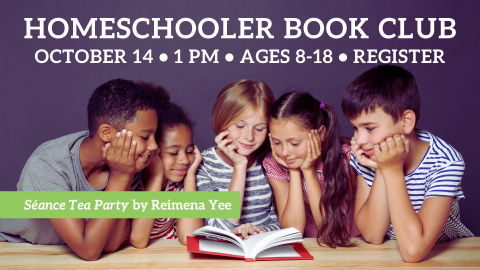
[282,146,291,157]
[148,138,158,151]
[356,132,368,146]
[244,128,254,141]
[177,152,189,165]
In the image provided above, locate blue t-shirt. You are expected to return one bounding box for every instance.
[350,129,474,241]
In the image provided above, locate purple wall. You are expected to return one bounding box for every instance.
[1,0,479,234]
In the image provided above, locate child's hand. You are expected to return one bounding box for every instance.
[215,130,248,166]
[269,134,288,167]
[102,129,138,176]
[374,135,410,173]
[300,130,322,172]
[351,137,378,169]
[187,145,202,175]
[146,150,164,179]
[231,223,265,240]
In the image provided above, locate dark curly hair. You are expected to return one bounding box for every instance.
[137,81,194,141]
[87,78,157,138]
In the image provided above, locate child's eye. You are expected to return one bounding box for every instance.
[273,141,281,145]
[169,152,178,156]
[140,136,148,140]
[236,125,245,129]
[255,128,265,132]
[366,127,375,131]
[186,151,194,154]
[291,142,299,146]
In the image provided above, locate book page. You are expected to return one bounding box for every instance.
[199,239,245,257]
[256,245,301,258]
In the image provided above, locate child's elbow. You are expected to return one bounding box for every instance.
[79,250,102,261]
[179,235,188,246]
[400,245,426,263]
[362,233,385,245]
[129,236,149,249]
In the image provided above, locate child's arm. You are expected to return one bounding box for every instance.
[215,130,248,225]
[268,136,306,235]
[375,135,453,263]
[49,130,137,260]
[128,152,164,248]
[300,130,324,229]
[177,145,204,245]
[351,137,391,244]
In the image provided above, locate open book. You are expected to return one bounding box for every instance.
[187,226,313,262]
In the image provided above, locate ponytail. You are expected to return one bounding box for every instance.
[316,104,357,248]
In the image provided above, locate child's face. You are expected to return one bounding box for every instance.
[159,124,195,182]
[349,107,404,162]
[122,109,159,171]
[269,119,310,169]
[225,109,268,157]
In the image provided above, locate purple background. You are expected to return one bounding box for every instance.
[1,0,479,234]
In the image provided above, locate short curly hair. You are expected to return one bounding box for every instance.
[137,81,194,141]
[87,79,157,138]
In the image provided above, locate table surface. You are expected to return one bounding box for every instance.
[1,237,479,269]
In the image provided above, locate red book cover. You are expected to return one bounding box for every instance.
[187,236,314,262]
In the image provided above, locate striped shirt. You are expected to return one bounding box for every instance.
[149,180,184,239]
[350,129,474,241]
[196,147,281,232]
[263,144,360,238]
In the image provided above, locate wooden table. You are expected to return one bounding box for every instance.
[1,237,479,269]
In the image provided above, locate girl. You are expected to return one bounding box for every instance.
[129,83,203,247]
[196,79,280,239]
[263,91,360,248]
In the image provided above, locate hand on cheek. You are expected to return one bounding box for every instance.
[146,150,164,179]
[374,135,410,173]
[215,130,248,166]
[187,145,203,175]
[102,129,138,176]
[300,130,322,172]
[351,137,378,169]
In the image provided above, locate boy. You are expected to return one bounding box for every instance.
[0,79,161,261]
[341,65,473,263]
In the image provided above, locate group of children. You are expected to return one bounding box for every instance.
[0,65,473,263]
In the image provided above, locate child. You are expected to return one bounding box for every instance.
[342,65,474,262]
[263,91,360,248]
[196,79,281,239]
[0,79,162,261]
[128,83,203,247]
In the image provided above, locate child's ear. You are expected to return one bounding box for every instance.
[98,124,116,143]
[317,125,326,140]
[402,110,416,135]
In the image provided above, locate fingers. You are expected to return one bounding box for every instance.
[214,130,230,145]
[241,225,250,239]
[124,131,135,161]
[116,129,127,159]
[310,130,321,158]
[232,224,263,240]
[108,131,121,159]
[402,135,410,155]
[102,143,110,159]
[306,134,312,160]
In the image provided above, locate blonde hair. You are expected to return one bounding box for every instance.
[212,79,274,134]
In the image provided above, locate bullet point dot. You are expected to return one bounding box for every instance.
[225,53,234,62]
[159,53,168,62]
[339,53,347,62]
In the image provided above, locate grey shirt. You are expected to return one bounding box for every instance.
[0,131,141,245]
[196,147,281,232]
